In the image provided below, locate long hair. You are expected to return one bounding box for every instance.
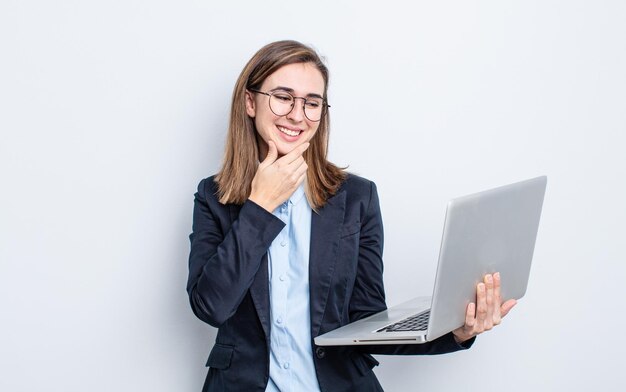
[215,40,346,210]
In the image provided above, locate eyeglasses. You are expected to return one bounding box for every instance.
[248,88,330,122]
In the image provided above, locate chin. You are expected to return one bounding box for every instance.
[276,142,301,156]
[276,146,294,156]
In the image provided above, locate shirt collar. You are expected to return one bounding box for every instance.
[289,183,306,206]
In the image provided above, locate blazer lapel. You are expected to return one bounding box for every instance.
[309,190,347,338]
[229,204,271,339]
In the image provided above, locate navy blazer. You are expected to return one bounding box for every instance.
[187,174,473,392]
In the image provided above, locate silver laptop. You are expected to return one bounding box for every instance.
[314,176,547,346]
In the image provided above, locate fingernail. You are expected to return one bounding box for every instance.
[494,272,500,280]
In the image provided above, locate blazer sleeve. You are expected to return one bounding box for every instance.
[186,178,285,327]
[349,181,475,355]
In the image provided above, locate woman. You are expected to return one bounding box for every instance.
[187,40,515,391]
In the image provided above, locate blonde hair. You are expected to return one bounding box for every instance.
[215,40,346,210]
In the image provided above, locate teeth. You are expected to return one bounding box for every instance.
[278,126,300,137]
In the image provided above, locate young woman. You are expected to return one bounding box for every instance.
[187,40,516,392]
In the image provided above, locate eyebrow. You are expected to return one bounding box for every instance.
[270,86,324,100]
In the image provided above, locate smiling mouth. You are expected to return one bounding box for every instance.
[277,126,302,137]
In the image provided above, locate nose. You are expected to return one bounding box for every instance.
[287,97,306,122]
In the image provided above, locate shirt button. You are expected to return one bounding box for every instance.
[280,241,287,247]
[279,275,286,281]
[283,362,290,369]
[276,317,283,324]
[316,347,326,359]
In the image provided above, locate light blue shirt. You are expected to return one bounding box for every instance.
[265,184,321,392]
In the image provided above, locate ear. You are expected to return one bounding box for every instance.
[245,90,256,118]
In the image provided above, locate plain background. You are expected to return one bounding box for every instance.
[1,1,625,391]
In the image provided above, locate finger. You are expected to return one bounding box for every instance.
[492,272,503,324]
[261,141,278,166]
[500,299,517,317]
[294,171,307,189]
[484,274,494,329]
[476,282,487,330]
[278,142,310,164]
[293,160,308,179]
[484,274,494,307]
[464,302,476,329]
[287,155,306,171]
[493,272,502,309]
[285,162,308,190]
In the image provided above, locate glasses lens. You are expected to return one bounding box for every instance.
[269,92,295,116]
[303,98,324,122]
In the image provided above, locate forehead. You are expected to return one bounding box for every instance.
[261,62,325,95]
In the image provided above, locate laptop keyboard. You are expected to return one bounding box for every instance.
[376,310,430,333]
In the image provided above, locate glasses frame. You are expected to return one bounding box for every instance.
[248,88,330,122]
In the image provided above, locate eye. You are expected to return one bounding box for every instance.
[305,99,322,109]
[273,93,293,102]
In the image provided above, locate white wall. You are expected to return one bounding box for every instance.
[1,1,625,391]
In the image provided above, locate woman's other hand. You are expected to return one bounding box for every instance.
[452,272,517,344]
[249,141,309,212]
